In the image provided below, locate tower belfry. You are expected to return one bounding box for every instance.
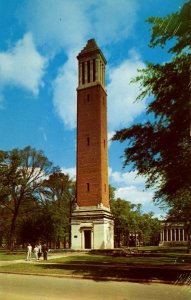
[71,39,114,250]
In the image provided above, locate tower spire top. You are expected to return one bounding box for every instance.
[77,39,106,64]
[79,39,99,55]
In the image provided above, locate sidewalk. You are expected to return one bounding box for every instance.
[0,254,67,266]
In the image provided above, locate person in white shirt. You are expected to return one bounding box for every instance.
[33,245,39,261]
[37,243,42,260]
[26,243,32,261]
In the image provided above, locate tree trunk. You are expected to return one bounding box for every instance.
[8,196,21,250]
[8,211,18,250]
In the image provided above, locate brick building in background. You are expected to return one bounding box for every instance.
[71,39,114,250]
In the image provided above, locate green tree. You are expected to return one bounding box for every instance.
[0,146,56,249]
[138,212,161,246]
[112,2,191,220]
[110,198,145,247]
[42,172,76,248]
[110,197,160,247]
[110,198,133,247]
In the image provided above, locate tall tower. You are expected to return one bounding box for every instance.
[71,39,114,250]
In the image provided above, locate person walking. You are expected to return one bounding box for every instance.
[37,242,42,260]
[26,243,32,261]
[33,245,39,261]
[42,243,48,260]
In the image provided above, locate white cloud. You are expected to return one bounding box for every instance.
[0,33,46,96]
[16,0,141,129]
[107,49,146,130]
[108,131,115,148]
[19,0,90,54]
[115,186,153,205]
[153,213,167,221]
[19,0,138,52]
[110,169,146,187]
[61,167,76,180]
[90,0,139,45]
[52,50,78,129]
[109,167,154,206]
[53,48,145,130]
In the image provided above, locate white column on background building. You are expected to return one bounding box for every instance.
[160,231,163,242]
[178,228,180,241]
[91,229,93,249]
[183,228,185,241]
[81,230,83,250]
[174,228,177,241]
[167,229,169,241]
[170,229,172,241]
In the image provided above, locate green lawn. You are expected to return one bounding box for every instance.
[49,253,191,265]
[0,246,189,262]
[0,251,190,283]
[0,249,26,261]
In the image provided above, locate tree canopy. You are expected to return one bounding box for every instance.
[0,146,57,248]
[110,197,161,247]
[0,146,78,249]
[112,2,191,220]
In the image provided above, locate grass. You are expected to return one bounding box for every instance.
[50,254,191,265]
[0,249,25,261]
[0,253,190,283]
[0,246,190,263]
[0,248,190,283]
[132,246,187,253]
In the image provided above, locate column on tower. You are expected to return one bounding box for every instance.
[100,61,103,85]
[102,63,104,85]
[84,61,88,84]
[90,60,93,82]
[103,65,106,86]
[82,61,85,84]
[79,62,82,86]
[95,58,100,82]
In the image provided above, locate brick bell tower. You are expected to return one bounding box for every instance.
[71,39,114,250]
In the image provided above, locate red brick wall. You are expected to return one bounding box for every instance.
[77,85,109,207]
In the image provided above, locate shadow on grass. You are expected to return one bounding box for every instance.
[36,260,191,284]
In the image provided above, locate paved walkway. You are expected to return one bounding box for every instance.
[2,273,191,300]
[0,254,67,266]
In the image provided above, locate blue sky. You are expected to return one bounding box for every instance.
[0,0,186,218]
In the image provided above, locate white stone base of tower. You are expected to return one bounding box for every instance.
[71,205,114,250]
